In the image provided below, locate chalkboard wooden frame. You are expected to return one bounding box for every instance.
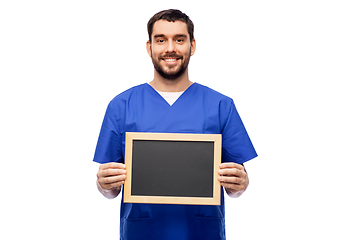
[124,132,222,205]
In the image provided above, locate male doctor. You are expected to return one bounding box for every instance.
[94,9,257,240]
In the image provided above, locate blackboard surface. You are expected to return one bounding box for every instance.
[131,140,214,198]
[124,132,221,205]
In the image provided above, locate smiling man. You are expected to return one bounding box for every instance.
[93,9,257,240]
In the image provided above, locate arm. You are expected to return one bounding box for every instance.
[96,162,127,199]
[218,163,249,198]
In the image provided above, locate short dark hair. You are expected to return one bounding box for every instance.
[147,9,194,42]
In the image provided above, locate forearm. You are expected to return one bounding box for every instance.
[96,179,121,199]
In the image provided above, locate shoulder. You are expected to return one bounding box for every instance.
[103,84,147,116]
[194,83,233,104]
[108,84,146,105]
[113,83,146,101]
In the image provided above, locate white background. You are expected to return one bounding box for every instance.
[1,0,342,239]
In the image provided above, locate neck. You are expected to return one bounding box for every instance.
[150,69,193,92]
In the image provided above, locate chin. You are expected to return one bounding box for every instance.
[155,64,188,80]
[158,70,186,80]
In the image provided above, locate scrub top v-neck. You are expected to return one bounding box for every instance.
[155,88,184,106]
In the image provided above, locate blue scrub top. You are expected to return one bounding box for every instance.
[93,83,257,240]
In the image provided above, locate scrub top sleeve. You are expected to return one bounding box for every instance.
[221,100,257,164]
[93,102,123,164]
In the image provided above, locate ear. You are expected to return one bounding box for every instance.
[146,40,152,57]
[190,38,196,56]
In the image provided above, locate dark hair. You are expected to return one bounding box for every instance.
[147,9,194,42]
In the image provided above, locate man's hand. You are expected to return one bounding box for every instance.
[97,162,127,191]
[218,163,249,198]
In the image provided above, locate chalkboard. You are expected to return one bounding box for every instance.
[123,132,222,205]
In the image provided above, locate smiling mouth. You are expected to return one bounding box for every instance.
[161,58,182,66]
[163,58,178,63]
[160,55,182,64]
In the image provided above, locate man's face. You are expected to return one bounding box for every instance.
[147,20,196,80]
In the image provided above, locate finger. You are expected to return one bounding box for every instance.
[99,174,127,185]
[218,176,245,185]
[221,183,245,192]
[218,168,246,178]
[219,176,245,189]
[97,168,126,178]
[99,162,126,171]
[219,162,244,170]
[100,181,126,190]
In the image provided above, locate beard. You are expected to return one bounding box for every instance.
[151,49,191,80]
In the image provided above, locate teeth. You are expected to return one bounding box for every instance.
[164,59,177,62]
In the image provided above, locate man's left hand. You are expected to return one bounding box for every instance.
[218,163,249,197]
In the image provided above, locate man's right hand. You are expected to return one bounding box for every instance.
[97,162,127,191]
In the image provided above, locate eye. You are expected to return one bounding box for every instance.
[176,39,184,43]
[156,39,165,43]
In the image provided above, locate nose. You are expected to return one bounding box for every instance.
[165,40,176,53]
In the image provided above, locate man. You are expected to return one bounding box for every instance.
[94,9,257,240]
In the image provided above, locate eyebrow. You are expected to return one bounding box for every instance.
[153,34,165,39]
[153,34,188,39]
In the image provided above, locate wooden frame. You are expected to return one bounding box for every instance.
[124,132,222,205]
